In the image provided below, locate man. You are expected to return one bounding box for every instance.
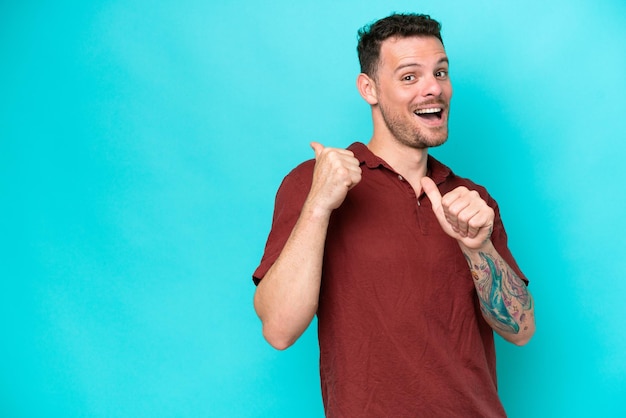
[252,13,535,417]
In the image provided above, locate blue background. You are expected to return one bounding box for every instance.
[2,0,625,416]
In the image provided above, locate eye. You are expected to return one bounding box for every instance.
[435,70,448,79]
[402,74,416,82]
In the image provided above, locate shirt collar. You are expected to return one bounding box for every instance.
[348,142,452,186]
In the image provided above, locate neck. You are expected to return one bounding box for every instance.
[367,107,431,177]
[368,132,429,174]
[367,135,430,194]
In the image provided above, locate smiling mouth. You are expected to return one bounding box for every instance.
[414,107,443,122]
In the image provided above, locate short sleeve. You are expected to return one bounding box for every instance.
[252,161,314,285]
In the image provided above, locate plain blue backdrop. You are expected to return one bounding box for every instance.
[2,0,625,416]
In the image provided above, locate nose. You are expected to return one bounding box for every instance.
[422,74,443,97]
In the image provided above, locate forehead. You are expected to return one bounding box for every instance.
[378,36,447,71]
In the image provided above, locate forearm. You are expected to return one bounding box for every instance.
[461,241,536,346]
[253,203,331,350]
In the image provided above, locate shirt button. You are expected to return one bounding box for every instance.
[398,175,404,181]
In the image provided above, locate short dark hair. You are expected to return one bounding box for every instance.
[357,13,443,77]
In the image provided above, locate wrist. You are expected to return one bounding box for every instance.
[459,239,495,259]
[301,199,334,222]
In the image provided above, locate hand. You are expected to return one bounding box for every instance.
[306,142,362,213]
[420,176,494,249]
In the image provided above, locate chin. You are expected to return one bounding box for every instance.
[413,134,448,149]
[426,137,448,148]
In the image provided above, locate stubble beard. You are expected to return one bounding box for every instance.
[379,101,449,150]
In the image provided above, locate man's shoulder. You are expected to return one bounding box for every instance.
[431,156,492,201]
[283,158,315,185]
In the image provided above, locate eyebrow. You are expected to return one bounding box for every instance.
[394,57,449,73]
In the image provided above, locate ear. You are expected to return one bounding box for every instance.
[357,73,378,105]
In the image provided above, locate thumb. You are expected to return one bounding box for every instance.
[420,176,442,212]
[310,141,325,159]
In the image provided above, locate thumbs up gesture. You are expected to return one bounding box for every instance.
[420,176,495,250]
[306,142,362,214]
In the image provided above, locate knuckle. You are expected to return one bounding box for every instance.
[335,166,349,177]
[468,218,481,228]
[458,213,470,223]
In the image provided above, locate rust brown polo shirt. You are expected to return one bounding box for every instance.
[254,142,527,417]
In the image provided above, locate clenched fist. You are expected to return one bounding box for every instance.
[307,142,362,214]
[421,176,494,250]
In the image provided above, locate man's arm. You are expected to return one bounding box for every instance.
[460,242,535,345]
[421,177,536,345]
[254,142,362,350]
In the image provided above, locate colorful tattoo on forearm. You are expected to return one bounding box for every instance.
[466,252,533,334]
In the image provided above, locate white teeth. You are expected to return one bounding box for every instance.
[415,108,442,114]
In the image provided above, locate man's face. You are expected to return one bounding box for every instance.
[373,35,452,149]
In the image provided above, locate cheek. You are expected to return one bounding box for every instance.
[392,89,419,106]
[380,92,406,109]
